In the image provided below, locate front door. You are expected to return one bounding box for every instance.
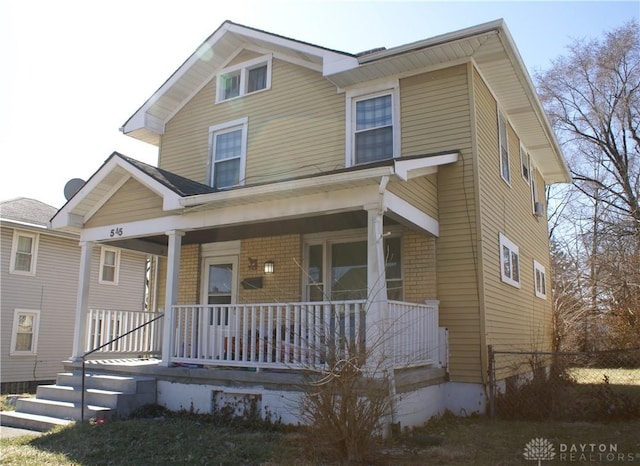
[202,256,238,358]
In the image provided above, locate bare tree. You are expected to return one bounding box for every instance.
[538,21,640,349]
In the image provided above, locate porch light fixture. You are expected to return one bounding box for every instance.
[264,260,274,274]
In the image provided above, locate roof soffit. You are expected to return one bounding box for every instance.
[121,22,356,143]
[50,155,183,232]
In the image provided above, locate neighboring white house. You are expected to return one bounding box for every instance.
[0,197,148,393]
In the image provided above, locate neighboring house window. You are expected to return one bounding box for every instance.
[10,309,40,355]
[520,144,530,184]
[216,56,272,103]
[533,260,547,299]
[346,83,400,166]
[305,233,402,301]
[498,110,510,184]
[9,230,39,276]
[208,118,248,189]
[99,246,120,285]
[499,233,520,288]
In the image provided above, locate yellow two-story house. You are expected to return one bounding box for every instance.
[48,19,569,427]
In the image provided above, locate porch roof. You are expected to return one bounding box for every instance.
[50,150,458,237]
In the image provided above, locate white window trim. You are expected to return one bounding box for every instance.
[9,229,39,276]
[10,309,40,355]
[530,164,543,216]
[99,246,121,285]
[215,55,272,104]
[533,260,547,299]
[520,143,530,185]
[498,109,510,185]
[302,227,403,301]
[499,233,520,288]
[208,117,249,189]
[345,80,400,168]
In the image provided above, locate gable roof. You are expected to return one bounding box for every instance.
[50,152,213,232]
[121,20,357,146]
[0,197,58,227]
[120,19,569,184]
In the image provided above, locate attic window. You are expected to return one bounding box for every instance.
[216,56,272,103]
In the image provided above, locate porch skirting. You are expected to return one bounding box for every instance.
[62,358,480,429]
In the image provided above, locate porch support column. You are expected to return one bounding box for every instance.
[365,204,389,364]
[160,230,185,367]
[71,241,94,361]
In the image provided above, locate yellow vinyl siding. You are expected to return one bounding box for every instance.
[85,178,168,228]
[160,57,345,185]
[401,64,481,383]
[388,175,438,219]
[473,68,553,359]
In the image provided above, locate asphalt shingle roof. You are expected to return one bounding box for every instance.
[0,197,58,226]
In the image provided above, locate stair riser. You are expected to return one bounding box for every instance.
[0,412,73,431]
[15,399,110,421]
[56,373,155,394]
[37,386,122,408]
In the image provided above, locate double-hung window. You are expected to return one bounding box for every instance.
[10,309,40,355]
[498,110,510,184]
[499,233,520,288]
[209,118,248,189]
[533,260,547,299]
[9,230,38,275]
[216,56,271,103]
[99,246,120,285]
[347,83,399,166]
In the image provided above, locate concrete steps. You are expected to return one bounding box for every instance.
[0,371,156,432]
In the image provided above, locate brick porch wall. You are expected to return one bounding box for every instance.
[402,227,437,303]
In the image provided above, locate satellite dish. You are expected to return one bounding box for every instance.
[64,178,85,201]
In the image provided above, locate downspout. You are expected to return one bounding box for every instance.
[375,176,399,434]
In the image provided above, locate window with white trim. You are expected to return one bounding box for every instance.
[498,110,510,184]
[216,56,271,103]
[346,84,399,166]
[304,231,403,301]
[533,260,547,299]
[499,233,520,288]
[10,309,40,355]
[208,118,248,189]
[99,247,120,285]
[530,165,545,216]
[520,143,530,184]
[9,230,39,276]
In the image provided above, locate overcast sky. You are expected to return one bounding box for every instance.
[2,0,638,208]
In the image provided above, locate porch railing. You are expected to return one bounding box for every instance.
[86,309,163,355]
[169,300,439,370]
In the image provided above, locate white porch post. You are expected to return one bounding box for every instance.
[71,241,94,361]
[366,206,389,362]
[160,230,184,367]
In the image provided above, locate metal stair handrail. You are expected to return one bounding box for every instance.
[80,313,164,422]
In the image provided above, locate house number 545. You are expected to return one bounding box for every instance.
[109,227,124,237]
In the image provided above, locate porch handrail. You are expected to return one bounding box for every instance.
[79,313,164,423]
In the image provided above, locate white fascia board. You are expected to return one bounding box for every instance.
[122,23,235,136]
[382,191,439,237]
[80,184,381,243]
[52,156,183,229]
[181,166,394,208]
[393,152,459,181]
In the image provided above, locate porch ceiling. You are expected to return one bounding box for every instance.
[111,211,404,252]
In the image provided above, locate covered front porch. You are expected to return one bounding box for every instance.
[51,152,456,375]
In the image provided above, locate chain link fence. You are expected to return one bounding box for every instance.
[488,346,640,421]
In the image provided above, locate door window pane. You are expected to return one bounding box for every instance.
[307,244,324,301]
[331,241,367,301]
[208,263,233,305]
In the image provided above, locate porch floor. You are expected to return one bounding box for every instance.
[63,358,447,395]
